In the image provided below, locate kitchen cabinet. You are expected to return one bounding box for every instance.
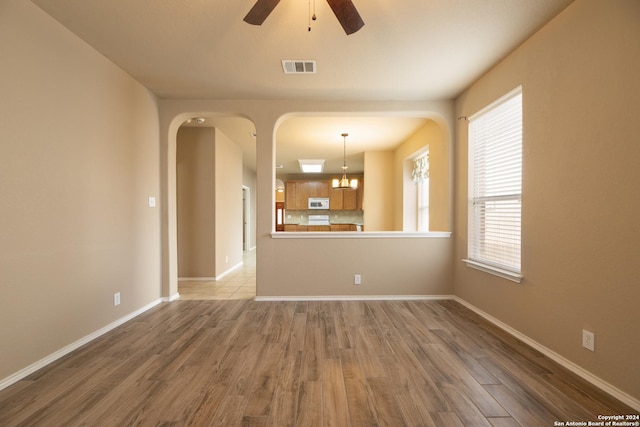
[307,225,331,232]
[330,179,364,210]
[285,224,331,231]
[330,224,358,231]
[285,180,330,210]
[330,188,357,210]
[295,183,311,210]
[285,181,297,210]
[284,180,362,211]
[285,225,330,232]
[298,181,329,208]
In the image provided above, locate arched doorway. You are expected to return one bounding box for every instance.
[174,114,257,300]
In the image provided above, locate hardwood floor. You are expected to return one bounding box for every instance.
[0,299,636,426]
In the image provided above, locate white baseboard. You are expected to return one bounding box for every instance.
[453,297,640,412]
[216,261,243,281]
[162,293,180,302]
[254,295,456,302]
[3,294,636,412]
[178,261,244,283]
[0,298,163,392]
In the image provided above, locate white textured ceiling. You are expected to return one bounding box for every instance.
[31,0,574,173]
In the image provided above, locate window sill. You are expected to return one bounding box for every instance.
[462,259,523,283]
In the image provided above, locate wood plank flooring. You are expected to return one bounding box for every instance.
[0,299,636,426]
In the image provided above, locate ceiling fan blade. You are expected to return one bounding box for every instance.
[244,0,281,25]
[326,0,364,35]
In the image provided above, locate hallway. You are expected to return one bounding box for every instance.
[178,250,256,300]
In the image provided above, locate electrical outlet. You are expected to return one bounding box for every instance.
[354,274,362,285]
[582,329,595,351]
[114,292,121,306]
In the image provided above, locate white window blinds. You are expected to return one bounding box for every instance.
[467,87,522,278]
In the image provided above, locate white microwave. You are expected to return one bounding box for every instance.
[308,198,330,210]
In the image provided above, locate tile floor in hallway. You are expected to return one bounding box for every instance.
[178,250,256,300]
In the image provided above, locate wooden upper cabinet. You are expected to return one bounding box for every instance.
[306,181,329,198]
[330,188,357,210]
[285,180,360,210]
[295,182,310,210]
[329,188,343,210]
[285,180,331,210]
[329,178,363,210]
[285,181,297,210]
[343,188,357,210]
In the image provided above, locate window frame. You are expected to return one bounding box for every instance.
[463,87,523,283]
[413,151,430,232]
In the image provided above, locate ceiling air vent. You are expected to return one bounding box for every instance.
[282,60,316,74]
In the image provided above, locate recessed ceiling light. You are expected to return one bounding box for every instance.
[186,117,205,124]
[299,159,324,173]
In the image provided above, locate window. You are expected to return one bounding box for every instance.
[412,152,429,231]
[465,87,523,282]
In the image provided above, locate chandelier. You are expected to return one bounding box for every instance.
[332,133,358,190]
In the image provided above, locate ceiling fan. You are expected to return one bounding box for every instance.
[244,0,364,35]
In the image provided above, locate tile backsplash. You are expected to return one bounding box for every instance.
[285,210,363,225]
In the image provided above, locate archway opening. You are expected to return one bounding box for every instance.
[173,114,257,300]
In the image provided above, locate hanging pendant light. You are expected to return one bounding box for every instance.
[332,133,358,190]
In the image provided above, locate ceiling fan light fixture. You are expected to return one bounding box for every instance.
[244,0,364,35]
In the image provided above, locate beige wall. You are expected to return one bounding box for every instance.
[363,151,394,231]
[0,0,160,381]
[177,128,244,278]
[214,129,244,275]
[177,128,216,278]
[261,236,452,296]
[243,168,258,251]
[159,100,455,301]
[394,120,451,232]
[5,0,636,408]
[424,121,450,232]
[454,0,640,401]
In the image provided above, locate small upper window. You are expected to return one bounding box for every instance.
[465,87,523,282]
